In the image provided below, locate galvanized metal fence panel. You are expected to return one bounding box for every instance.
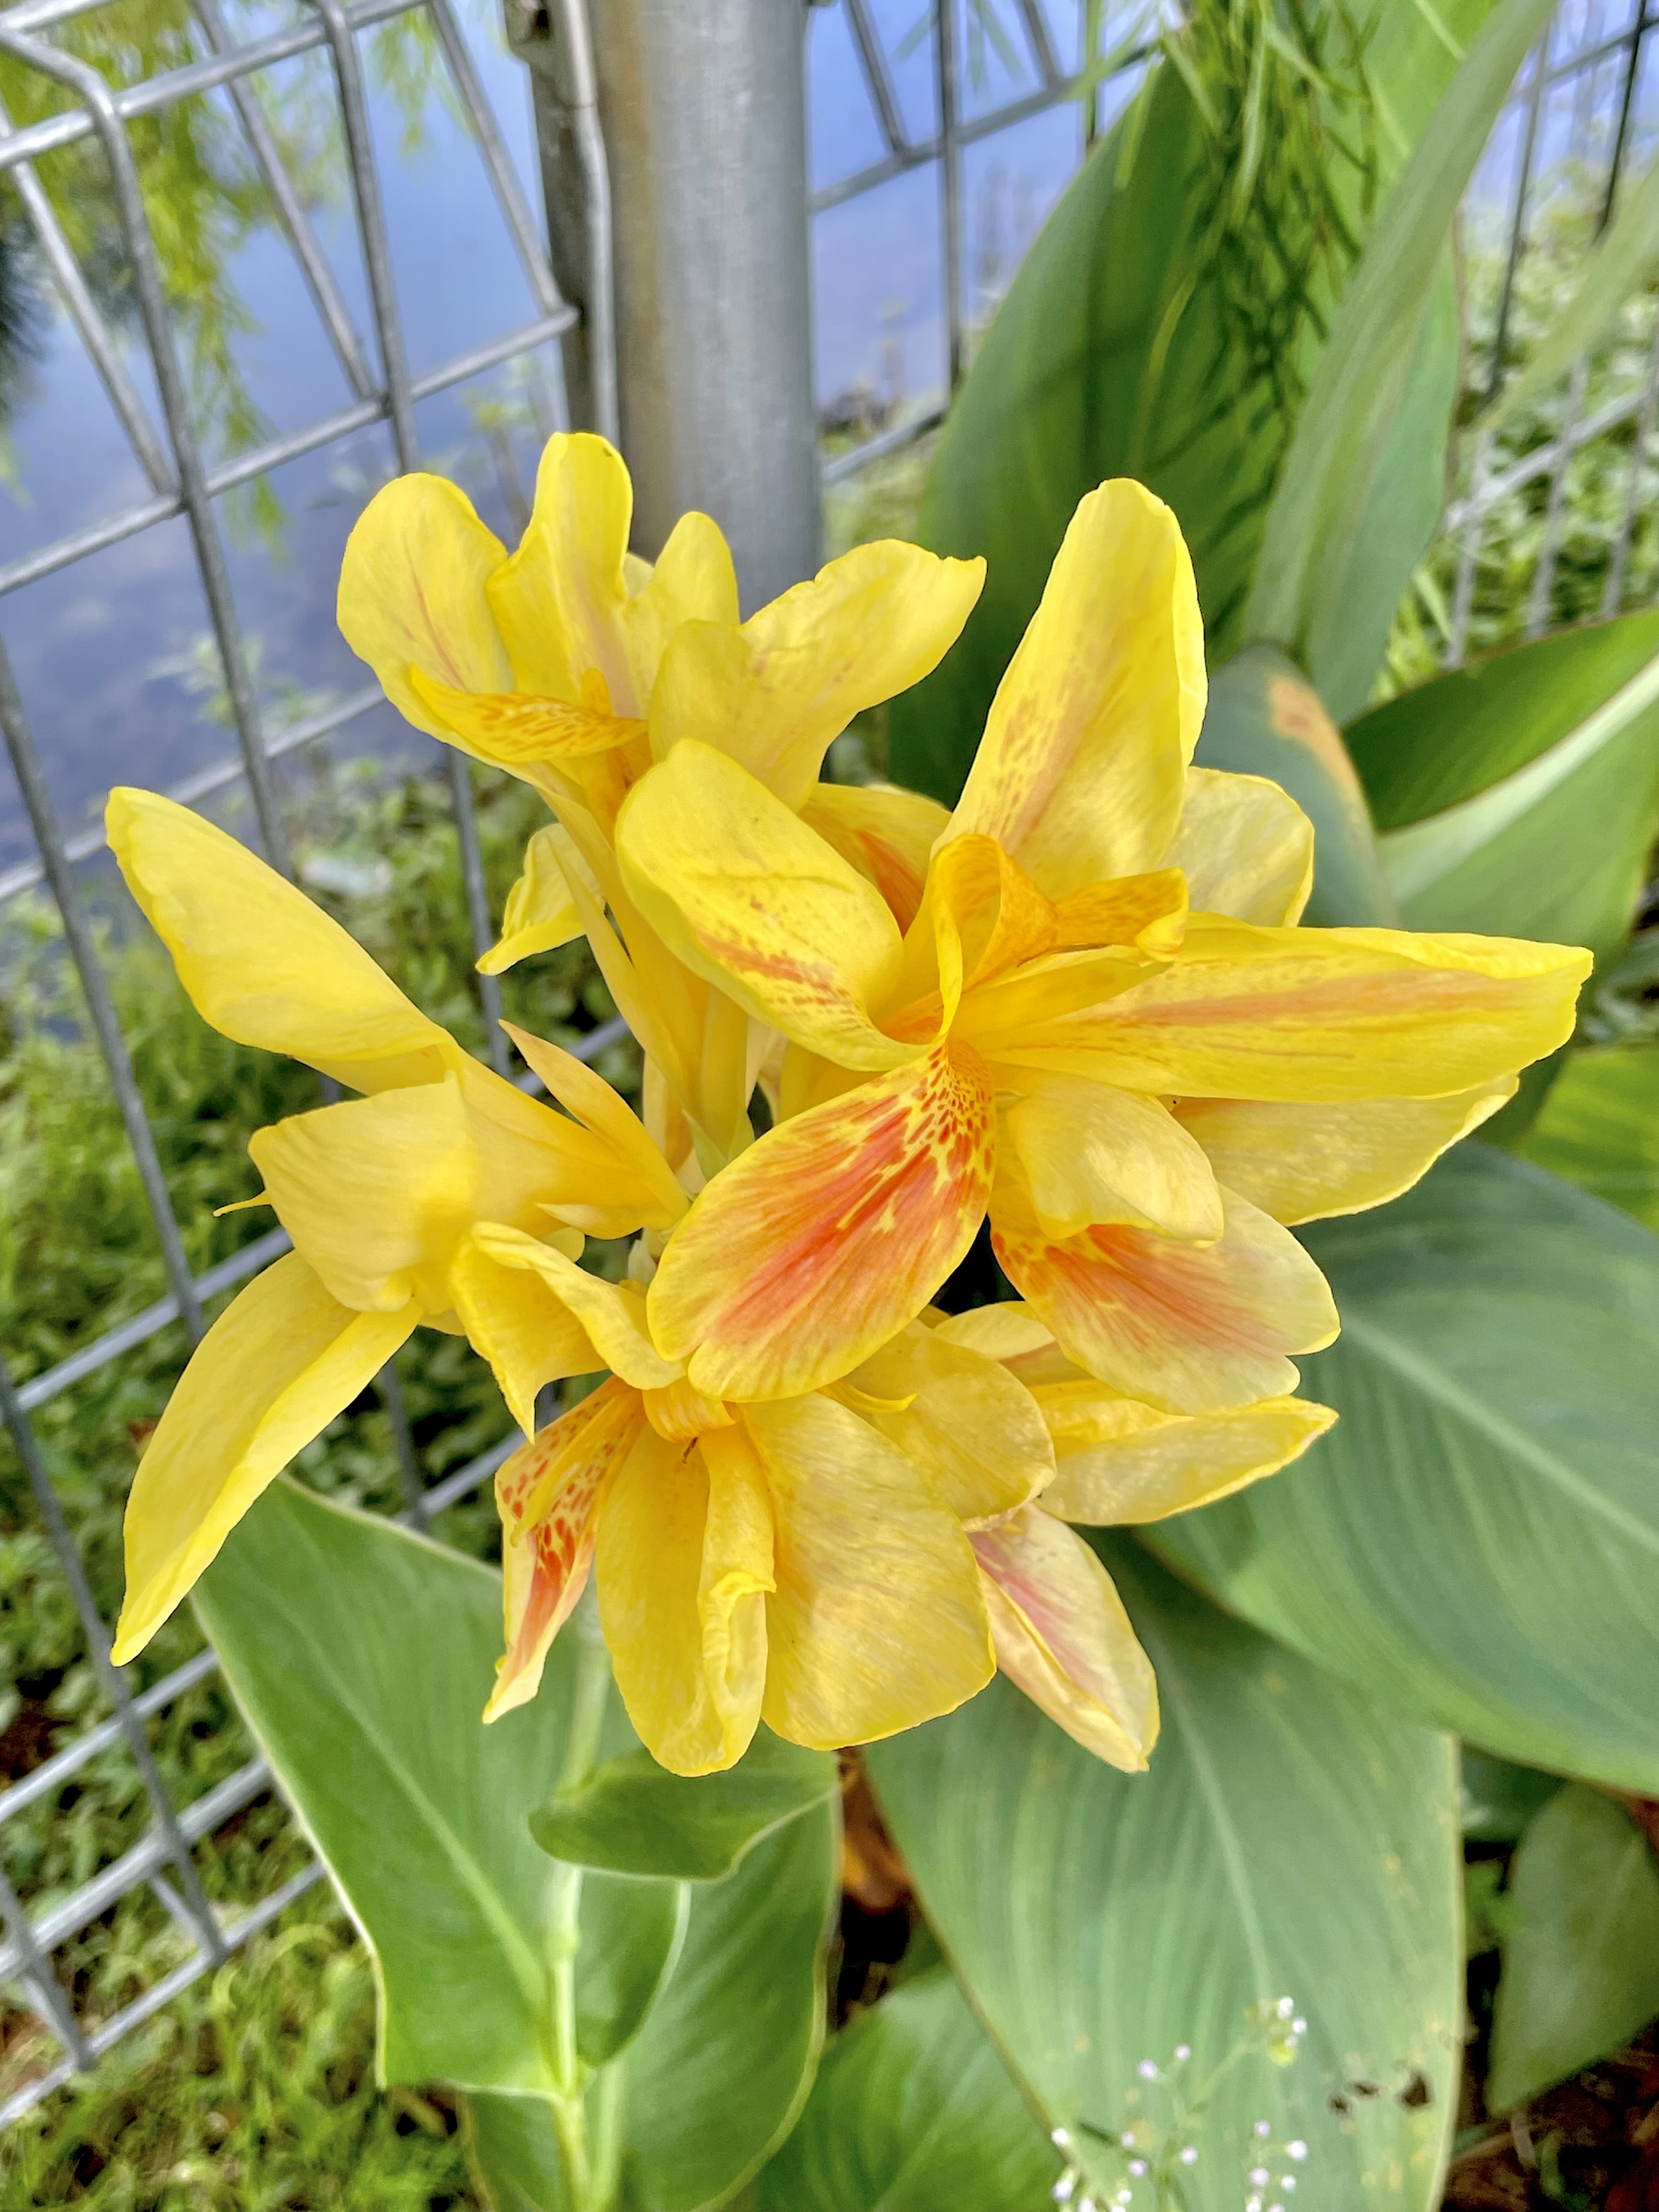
[0,0,1651,2126]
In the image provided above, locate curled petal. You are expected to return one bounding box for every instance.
[488,1378,644,1720]
[469,1223,682,1389]
[616,741,912,1069]
[997,1072,1223,1242]
[596,1425,773,1774]
[1050,868,1190,954]
[113,1255,417,1662]
[842,1319,1054,1524]
[450,1229,595,1436]
[486,431,634,704]
[996,916,1590,1101]
[1036,1383,1336,1523]
[992,1182,1339,1414]
[651,540,984,810]
[800,781,951,933]
[1165,766,1314,926]
[945,481,1204,896]
[972,1506,1158,1771]
[744,1395,993,1748]
[649,1044,996,1401]
[478,825,583,977]
[336,473,511,735]
[504,1022,689,1230]
[1174,1084,1515,1224]
[618,510,740,707]
[108,789,455,1094]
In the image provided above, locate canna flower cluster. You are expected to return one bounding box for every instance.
[109,433,1589,1784]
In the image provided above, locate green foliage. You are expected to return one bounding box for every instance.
[751,1970,1058,2212]
[1486,1787,1659,2112]
[530,1731,837,1883]
[1522,1043,1659,1231]
[1150,1146,1659,1793]
[868,1540,1462,2212]
[196,1480,837,2209]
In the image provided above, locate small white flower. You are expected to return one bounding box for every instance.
[1174,2042,1192,2062]
[1280,2180,1297,2194]
[1052,2180,1075,2204]
[1277,1997,1294,2019]
[1250,2169,1270,2186]
[1254,2121,1272,2137]
[1291,2017,1307,2035]
[1077,2198,1096,2212]
[1120,2132,1137,2149]
[1287,2142,1308,2162]
[1052,2129,1073,2149]
[1179,2146,1198,2165]
[1137,2059,1158,2079]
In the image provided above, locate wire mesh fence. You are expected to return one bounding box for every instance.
[0,0,1653,2128]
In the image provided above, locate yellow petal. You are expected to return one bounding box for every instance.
[1049,867,1190,955]
[1175,1084,1515,1225]
[486,432,634,706]
[744,1395,994,1748]
[1036,1384,1336,1522]
[487,1379,644,1720]
[250,1075,480,1314]
[616,741,912,1070]
[450,1230,596,1437]
[928,1301,1056,1364]
[113,1255,417,1661]
[994,916,1592,1101]
[336,473,512,736]
[992,1181,1339,1415]
[108,789,455,1093]
[618,509,740,708]
[945,481,1205,896]
[468,1222,684,1389]
[997,1073,1224,1242]
[461,1053,661,1244]
[503,1021,689,1229]
[408,669,644,770]
[799,781,951,933]
[1166,766,1314,925]
[596,1425,772,1775]
[479,825,583,976]
[840,1319,1055,1524]
[971,1506,1157,1771]
[650,540,985,810]
[648,1045,997,1401]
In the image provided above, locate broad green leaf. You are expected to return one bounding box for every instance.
[868,1541,1461,2212]
[1149,1146,1659,1795]
[889,4,1497,805]
[1522,1044,1659,1232]
[198,1480,837,2208]
[1195,645,1396,924]
[1487,1786,1659,2111]
[465,1810,835,2211]
[531,1730,837,1882]
[1307,253,1462,724]
[195,1479,678,2098]
[751,1971,1059,2212]
[1364,633,1659,964]
[1248,0,1558,669]
[1483,155,1659,437]
[1459,1749,1562,1844]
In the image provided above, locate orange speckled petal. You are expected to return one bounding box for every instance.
[649,1043,997,1400]
[991,1181,1339,1415]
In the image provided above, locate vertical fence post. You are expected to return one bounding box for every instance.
[512,0,820,608]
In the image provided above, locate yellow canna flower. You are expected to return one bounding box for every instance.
[609,480,1593,1405]
[104,790,685,1663]
[336,431,981,1167]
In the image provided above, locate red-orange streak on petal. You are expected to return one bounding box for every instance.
[651,1045,996,1398]
[497,1379,642,1687]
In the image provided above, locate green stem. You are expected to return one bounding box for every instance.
[545,1599,613,2211]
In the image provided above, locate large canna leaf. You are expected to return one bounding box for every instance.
[1149,1146,1659,1795]
[751,1971,1059,2212]
[1486,1785,1659,2112]
[867,1541,1462,2212]
[1344,613,1659,966]
[889,2,1499,805]
[1522,1043,1659,1233]
[196,1480,836,2209]
[1248,0,1559,683]
[1195,645,1396,924]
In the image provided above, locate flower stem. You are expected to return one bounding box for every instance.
[545,1597,613,2210]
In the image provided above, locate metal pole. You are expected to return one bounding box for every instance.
[512,0,820,609]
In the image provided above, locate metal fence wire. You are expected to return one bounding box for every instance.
[0,0,1652,2126]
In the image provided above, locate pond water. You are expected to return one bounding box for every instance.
[0,0,1650,887]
